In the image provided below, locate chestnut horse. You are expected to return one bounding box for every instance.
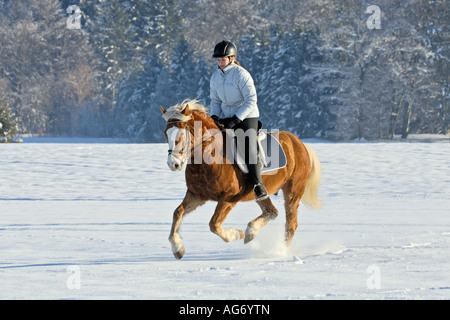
[160,100,322,259]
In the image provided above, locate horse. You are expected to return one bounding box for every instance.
[160,99,322,259]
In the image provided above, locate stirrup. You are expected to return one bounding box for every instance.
[253,183,269,201]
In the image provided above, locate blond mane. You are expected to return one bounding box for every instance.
[162,99,209,122]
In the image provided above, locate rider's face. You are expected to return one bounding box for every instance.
[217,57,231,70]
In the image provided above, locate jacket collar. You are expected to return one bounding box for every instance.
[219,62,238,75]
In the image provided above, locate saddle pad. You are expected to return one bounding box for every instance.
[230,131,287,175]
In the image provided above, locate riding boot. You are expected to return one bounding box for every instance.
[236,117,269,201]
[247,162,268,201]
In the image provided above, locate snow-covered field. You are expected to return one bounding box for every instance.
[0,135,449,299]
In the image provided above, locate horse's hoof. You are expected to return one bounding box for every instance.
[244,228,256,244]
[244,224,257,244]
[244,233,255,244]
[173,246,185,259]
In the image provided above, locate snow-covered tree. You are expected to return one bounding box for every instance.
[114,50,163,141]
[409,0,449,135]
[94,0,137,107]
[181,0,265,60]
[0,0,446,140]
[0,96,18,143]
[244,25,333,138]
[166,37,211,105]
[0,0,100,135]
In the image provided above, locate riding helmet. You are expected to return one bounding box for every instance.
[212,40,237,58]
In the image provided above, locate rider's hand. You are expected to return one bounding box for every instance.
[220,115,242,129]
[211,115,223,128]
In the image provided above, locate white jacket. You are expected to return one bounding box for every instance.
[209,63,259,120]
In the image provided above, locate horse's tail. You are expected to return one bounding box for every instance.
[302,144,323,210]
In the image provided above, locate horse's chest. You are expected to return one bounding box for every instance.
[185,165,242,200]
[186,166,217,189]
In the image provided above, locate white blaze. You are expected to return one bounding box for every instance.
[166,127,188,171]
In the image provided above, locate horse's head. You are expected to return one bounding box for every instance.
[160,104,193,171]
[161,100,221,171]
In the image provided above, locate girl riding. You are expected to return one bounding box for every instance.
[209,40,268,201]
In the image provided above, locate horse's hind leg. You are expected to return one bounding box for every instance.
[244,198,279,244]
[169,190,206,259]
[282,181,305,246]
[209,199,244,242]
[283,191,301,247]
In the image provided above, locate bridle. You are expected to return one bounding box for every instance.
[166,120,192,165]
[165,119,225,164]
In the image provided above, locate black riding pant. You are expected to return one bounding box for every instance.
[233,117,262,186]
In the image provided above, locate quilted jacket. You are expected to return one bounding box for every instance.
[209,63,259,120]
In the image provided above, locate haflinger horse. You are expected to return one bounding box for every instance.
[160,99,322,259]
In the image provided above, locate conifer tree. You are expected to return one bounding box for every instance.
[114,49,164,141]
[0,96,18,143]
[95,0,137,107]
[167,37,210,104]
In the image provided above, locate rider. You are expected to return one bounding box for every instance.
[209,40,269,201]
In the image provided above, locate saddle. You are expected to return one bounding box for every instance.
[226,124,287,175]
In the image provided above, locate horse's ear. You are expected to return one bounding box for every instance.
[160,106,166,115]
[181,104,190,115]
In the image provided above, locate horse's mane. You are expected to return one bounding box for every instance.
[162,99,209,122]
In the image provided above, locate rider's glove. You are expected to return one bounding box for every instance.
[220,115,242,129]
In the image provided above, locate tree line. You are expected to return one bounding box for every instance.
[0,0,448,142]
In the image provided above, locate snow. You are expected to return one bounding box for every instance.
[0,136,449,299]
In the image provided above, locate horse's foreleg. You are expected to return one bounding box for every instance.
[209,199,244,242]
[244,197,279,244]
[169,205,186,259]
[169,191,205,259]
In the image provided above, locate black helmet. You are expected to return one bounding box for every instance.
[212,40,237,58]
